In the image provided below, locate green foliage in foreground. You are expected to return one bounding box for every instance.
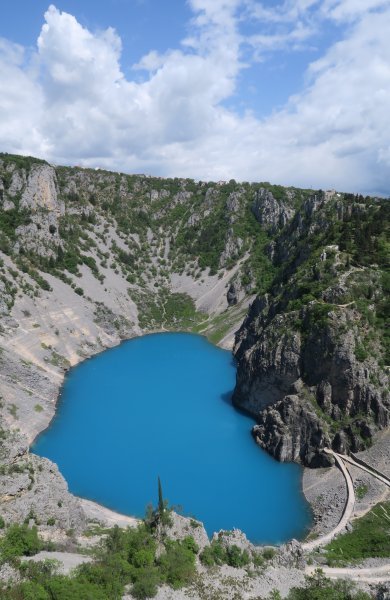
[200,539,251,568]
[286,569,371,600]
[0,522,198,600]
[324,501,390,565]
[0,524,42,562]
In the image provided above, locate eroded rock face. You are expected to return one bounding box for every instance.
[12,164,65,259]
[233,300,389,466]
[252,188,294,233]
[212,528,255,554]
[219,229,243,268]
[233,304,302,412]
[227,280,243,306]
[275,539,305,569]
[251,396,330,467]
[162,512,209,551]
[0,429,85,532]
[20,165,61,212]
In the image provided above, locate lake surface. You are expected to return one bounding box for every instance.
[32,332,312,543]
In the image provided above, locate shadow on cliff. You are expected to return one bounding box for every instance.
[220,390,234,406]
[220,390,252,419]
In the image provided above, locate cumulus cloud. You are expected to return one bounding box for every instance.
[0,1,389,194]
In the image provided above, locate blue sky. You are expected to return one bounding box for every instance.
[0,1,389,194]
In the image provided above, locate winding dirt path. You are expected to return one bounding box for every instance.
[303,448,390,583]
[305,563,390,584]
[336,452,390,488]
[302,449,355,552]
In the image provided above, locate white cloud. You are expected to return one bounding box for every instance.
[0,2,389,194]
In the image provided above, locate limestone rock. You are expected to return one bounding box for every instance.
[0,429,85,533]
[251,395,330,466]
[252,188,294,233]
[275,539,305,569]
[212,528,255,554]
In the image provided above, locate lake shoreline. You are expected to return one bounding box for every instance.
[31,331,311,544]
[9,326,388,546]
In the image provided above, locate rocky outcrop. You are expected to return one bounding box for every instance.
[219,229,243,268]
[252,188,294,233]
[233,298,389,467]
[227,279,243,306]
[212,528,255,554]
[233,301,302,411]
[251,395,330,467]
[0,429,85,532]
[7,164,65,259]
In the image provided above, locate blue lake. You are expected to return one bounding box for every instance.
[32,332,312,543]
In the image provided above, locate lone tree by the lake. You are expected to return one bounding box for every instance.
[158,476,164,517]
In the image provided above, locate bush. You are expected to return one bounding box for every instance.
[200,540,249,568]
[132,567,161,599]
[226,544,250,568]
[2,581,50,600]
[0,523,42,561]
[46,576,107,599]
[288,569,371,599]
[355,344,368,362]
[200,541,226,566]
[263,548,276,560]
[158,538,197,589]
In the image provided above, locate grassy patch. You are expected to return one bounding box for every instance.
[324,501,390,565]
[355,484,369,500]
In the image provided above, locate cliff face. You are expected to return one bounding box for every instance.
[233,192,389,466]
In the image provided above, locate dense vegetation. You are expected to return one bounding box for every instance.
[0,515,199,599]
[0,522,375,600]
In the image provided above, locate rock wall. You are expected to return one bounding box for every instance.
[232,193,389,466]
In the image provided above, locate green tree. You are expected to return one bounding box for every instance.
[158,477,164,517]
[0,523,41,561]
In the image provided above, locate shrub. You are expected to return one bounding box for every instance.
[355,344,368,362]
[0,523,41,561]
[263,548,276,560]
[225,544,250,568]
[132,567,161,599]
[46,577,107,599]
[200,541,227,566]
[158,538,197,589]
[288,569,371,599]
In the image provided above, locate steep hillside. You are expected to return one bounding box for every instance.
[233,191,389,466]
[0,152,388,536]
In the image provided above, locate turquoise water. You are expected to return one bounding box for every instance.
[32,333,311,543]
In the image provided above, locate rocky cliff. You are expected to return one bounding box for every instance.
[233,192,389,466]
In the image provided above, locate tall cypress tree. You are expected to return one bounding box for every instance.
[158,476,164,516]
